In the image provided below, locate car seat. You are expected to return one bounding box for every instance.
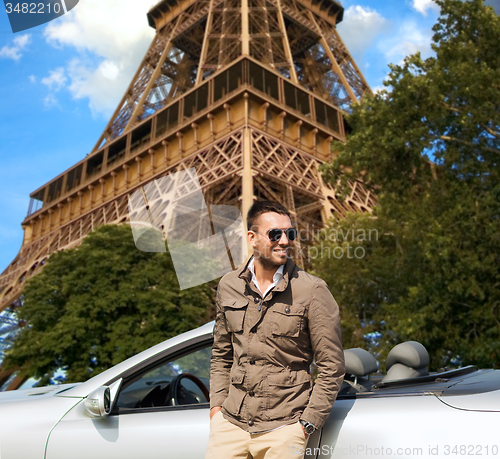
[381,341,429,383]
[342,348,378,393]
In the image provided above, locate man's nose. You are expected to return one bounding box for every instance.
[278,232,293,244]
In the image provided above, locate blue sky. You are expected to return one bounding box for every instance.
[0,0,498,274]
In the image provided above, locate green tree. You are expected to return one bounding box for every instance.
[317,0,500,369]
[4,224,215,385]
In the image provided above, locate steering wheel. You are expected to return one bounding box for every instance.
[166,373,210,406]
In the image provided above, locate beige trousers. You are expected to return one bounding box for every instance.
[205,411,309,459]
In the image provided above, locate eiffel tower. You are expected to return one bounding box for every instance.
[0,0,376,387]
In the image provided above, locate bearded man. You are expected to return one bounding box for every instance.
[205,201,345,459]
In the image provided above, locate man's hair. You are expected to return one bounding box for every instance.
[247,201,291,231]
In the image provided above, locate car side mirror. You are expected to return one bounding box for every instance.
[84,379,122,418]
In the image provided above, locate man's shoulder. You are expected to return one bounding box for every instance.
[219,268,243,285]
[292,270,337,312]
[217,268,246,298]
[292,268,327,290]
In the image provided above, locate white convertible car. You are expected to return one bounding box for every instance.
[1,321,499,459]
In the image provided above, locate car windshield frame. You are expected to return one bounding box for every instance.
[107,334,213,415]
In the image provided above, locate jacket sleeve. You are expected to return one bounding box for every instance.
[301,279,345,429]
[209,286,234,409]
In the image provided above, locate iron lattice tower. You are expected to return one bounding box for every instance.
[0,0,376,387]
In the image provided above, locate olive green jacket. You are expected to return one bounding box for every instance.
[209,256,345,433]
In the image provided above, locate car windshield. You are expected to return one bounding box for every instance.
[115,345,212,410]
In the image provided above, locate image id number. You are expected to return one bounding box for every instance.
[444,445,499,456]
[5,3,62,14]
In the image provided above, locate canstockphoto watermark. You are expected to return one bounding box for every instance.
[293,226,379,262]
[306,242,368,260]
[290,444,500,457]
[290,444,425,457]
[129,170,379,287]
[294,226,379,244]
[128,168,247,290]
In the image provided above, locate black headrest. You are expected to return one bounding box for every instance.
[386,341,429,371]
[344,348,378,377]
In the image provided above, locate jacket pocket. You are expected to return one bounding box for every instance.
[223,368,246,416]
[222,299,248,333]
[270,304,306,337]
[264,371,311,421]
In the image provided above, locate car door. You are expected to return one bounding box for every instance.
[317,392,500,459]
[45,343,212,459]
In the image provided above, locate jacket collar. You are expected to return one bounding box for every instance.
[238,255,296,295]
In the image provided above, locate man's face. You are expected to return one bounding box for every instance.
[248,212,294,267]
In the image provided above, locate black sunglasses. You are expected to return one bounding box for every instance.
[255,228,298,242]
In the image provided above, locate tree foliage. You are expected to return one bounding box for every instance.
[4,225,215,385]
[317,0,500,369]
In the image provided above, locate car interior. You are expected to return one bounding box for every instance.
[339,340,478,396]
[114,345,212,411]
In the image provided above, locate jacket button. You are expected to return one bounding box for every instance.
[249,359,255,365]
[254,297,259,303]
[248,420,254,426]
[249,391,255,397]
[285,307,291,313]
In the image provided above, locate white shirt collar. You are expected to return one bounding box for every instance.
[248,257,284,298]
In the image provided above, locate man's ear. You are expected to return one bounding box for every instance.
[247,230,257,248]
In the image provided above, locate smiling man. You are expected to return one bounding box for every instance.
[206,201,345,459]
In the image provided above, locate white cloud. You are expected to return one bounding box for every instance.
[372,84,386,94]
[65,58,130,116]
[41,68,68,108]
[0,34,31,60]
[43,93,61,109]
[28,75,36,83]
[337,6,391,57]
[379,21,434,65]
[412,0,439,16]
[42,67,67,91]
[43,0,155,117]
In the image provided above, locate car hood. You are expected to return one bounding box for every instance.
[0,383,80,403]
[0,384,83,459]
[437,369,500,412]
